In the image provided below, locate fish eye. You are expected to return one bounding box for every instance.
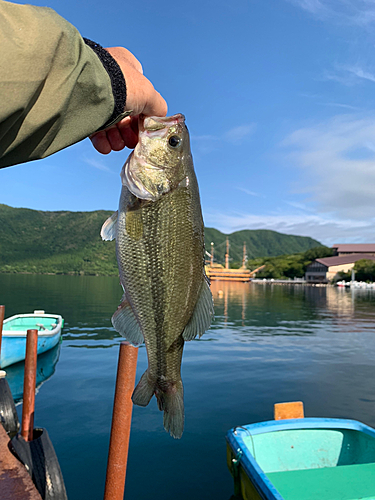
[168,135,181,148]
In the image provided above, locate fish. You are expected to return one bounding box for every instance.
[101,113,213,438]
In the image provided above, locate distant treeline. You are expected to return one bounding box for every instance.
[0,204,323,276]
[245,246,334,280]
[338,259,375,283]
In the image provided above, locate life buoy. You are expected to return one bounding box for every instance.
[11,428,68,500]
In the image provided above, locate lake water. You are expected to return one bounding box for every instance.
[1,274,375,499]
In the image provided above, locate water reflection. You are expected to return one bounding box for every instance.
[6,341,61,404]
[210,282,375,340]
[211,281,248,326]
[1,274,375,500]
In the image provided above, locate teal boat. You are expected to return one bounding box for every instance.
[1,311,64,368]
[226,403,375,500]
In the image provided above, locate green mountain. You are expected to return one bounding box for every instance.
[204,227,321,265]
[0,204,322,275]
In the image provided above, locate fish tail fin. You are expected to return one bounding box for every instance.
[156,380,184,439]
[132,370,155,407]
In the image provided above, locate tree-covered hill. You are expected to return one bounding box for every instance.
[0,204,322,275]
[204,227,321,264]
[0,204,116,275]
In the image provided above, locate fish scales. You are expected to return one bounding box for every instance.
[101,114,213,438]
[117,183,202,385]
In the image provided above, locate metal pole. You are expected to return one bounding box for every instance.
[104,341,138,500]
[21,329,38,442]
[0,305,5,363]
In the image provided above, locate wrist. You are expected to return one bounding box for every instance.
[83,38,127,128]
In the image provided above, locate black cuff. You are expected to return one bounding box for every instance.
[83,38,127,128]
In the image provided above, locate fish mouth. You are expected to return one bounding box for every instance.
[140,113,185,133]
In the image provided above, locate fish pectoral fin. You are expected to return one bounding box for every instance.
[100,211,118,241]
[111,295,144,346]
[182,280,214,341]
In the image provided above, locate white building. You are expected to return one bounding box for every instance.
[305,254,375,283]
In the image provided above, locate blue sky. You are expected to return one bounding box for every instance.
[2,0,375,245]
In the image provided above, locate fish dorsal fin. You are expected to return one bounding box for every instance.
[112,294,144,346]
[101,211,118,241]
[182,280,214,341]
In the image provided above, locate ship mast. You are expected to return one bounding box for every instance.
[210,242,214,267]
[242,242,247,269]
[225,238,229,269]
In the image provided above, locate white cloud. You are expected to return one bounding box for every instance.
[192,123,256,153]
[235,187,262,197]
[288,0,375,26]
[319,102,361,110]
[284,200,316,212]
[281,113,375,219]
[223,124,257,144]
[288,0,329,16]
[324,65,375,86]
[203,210,374,245]
[82,157,114,173]
[204,113,375,244]
[347,65,375,83]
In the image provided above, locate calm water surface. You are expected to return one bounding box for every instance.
[1,274,375,499]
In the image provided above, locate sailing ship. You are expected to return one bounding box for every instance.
[205,239,265,282]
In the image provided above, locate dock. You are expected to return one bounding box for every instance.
[0,424,42,500]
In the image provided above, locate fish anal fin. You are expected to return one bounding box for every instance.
[111,295,144,346]
[182,280,214,341]
[101,211,118,241]
[132,370,155,406]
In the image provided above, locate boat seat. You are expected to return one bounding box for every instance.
[266,462,375,500]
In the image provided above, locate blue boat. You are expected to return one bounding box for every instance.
[226,403,375,500]
[1,311,64,368]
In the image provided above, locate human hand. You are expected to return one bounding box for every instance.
[90,47,167,154]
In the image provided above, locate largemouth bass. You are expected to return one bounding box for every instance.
[101,114,213,438]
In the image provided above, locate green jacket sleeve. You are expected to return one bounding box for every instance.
[0,1,127,168]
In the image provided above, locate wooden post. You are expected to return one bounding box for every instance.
[104,341,138,500]
[21,330,38,441]
[0,305,5,363]
[274,402,304,420]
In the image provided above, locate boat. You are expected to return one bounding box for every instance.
[205,239,265,282]
[0,311,64,368]
[226,402,375,500]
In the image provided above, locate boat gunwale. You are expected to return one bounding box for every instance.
[2,313,63,338]
[226,418,375,500]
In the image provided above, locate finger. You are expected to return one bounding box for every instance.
[90,131,111,154]
[119,124,139,149]
[130,115,139,136]
[106,126,125,151]
[116,116,139,145]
